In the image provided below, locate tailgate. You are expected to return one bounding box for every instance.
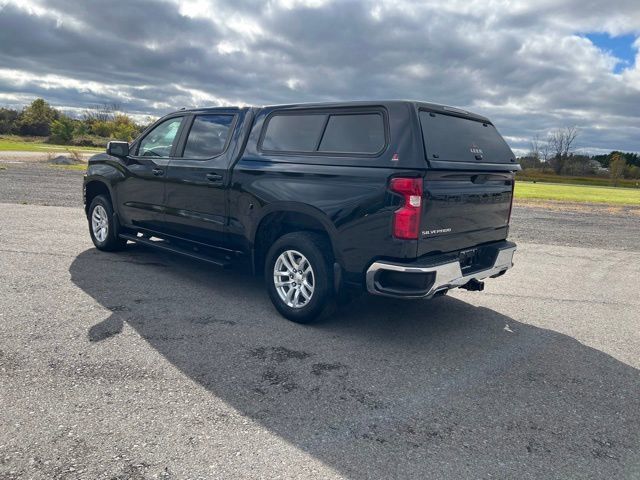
[417,170,514,256]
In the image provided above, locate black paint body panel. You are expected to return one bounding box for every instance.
[84,100,519,287]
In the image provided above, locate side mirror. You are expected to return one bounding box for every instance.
[107,141,129,157]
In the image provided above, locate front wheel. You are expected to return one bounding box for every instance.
[265,232,334,323]
[88,195,127,251]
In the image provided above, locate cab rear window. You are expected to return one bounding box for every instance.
[419,111,514,164]
[261,111,386,155]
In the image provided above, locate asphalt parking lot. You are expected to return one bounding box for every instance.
[1,161,639,479]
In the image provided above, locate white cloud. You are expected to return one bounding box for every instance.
[0,0,639,153]
[275,0,333,10]
[285,77,304,90]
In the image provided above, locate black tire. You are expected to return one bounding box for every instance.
[264,232,335,323]
[88,195,127,251]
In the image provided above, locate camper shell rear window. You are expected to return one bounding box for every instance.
[419,111,514,164]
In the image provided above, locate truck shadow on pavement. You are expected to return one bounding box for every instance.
[70,246,640,479]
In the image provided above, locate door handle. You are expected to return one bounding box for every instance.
[152,168,164,176]
[206,173,223,183]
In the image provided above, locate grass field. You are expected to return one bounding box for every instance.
[515,181,640,206]
[0,136,102,153]
[516,170,639,188]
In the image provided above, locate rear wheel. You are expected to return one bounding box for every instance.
[88,195,127,251]
[265,232,334,323]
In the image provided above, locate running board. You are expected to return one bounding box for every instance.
[118,233,231,268]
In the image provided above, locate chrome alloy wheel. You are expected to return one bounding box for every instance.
[273,249,315,309]
[91,204,109,243]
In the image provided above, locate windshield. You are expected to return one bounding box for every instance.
[419,111,514,164]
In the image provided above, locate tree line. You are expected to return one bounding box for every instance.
[0,98,152,147]
[519,127,640,182]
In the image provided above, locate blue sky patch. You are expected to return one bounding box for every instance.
[585,33,637,73]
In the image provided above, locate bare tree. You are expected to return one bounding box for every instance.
[547,126,578,174]
[82,102,120,123]
[540,139,551,164]
[528,134,541,162]
[527,133,552,171]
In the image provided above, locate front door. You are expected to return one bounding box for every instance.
[163,112,237,247]
[116,116,185,232]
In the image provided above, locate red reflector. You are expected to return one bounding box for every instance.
[390,177,422,196]
[507,179,515,223]
[390,177,423,240]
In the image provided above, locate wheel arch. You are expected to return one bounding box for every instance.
[84,178,115,216]
[251,203,341,274]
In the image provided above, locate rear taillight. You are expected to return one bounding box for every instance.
[390,177,423,240]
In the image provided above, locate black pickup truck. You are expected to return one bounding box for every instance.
[84,101,519,323]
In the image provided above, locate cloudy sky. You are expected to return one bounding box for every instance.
[0,0,639,154]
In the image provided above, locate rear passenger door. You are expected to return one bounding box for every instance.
[163,111,237,247]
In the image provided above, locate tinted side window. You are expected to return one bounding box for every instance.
[138,117,183,157]
[182,114,234,158]
[262,114,327,152]
[319,114,385,154]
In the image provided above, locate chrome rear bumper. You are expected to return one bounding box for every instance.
[366,242,516,299]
